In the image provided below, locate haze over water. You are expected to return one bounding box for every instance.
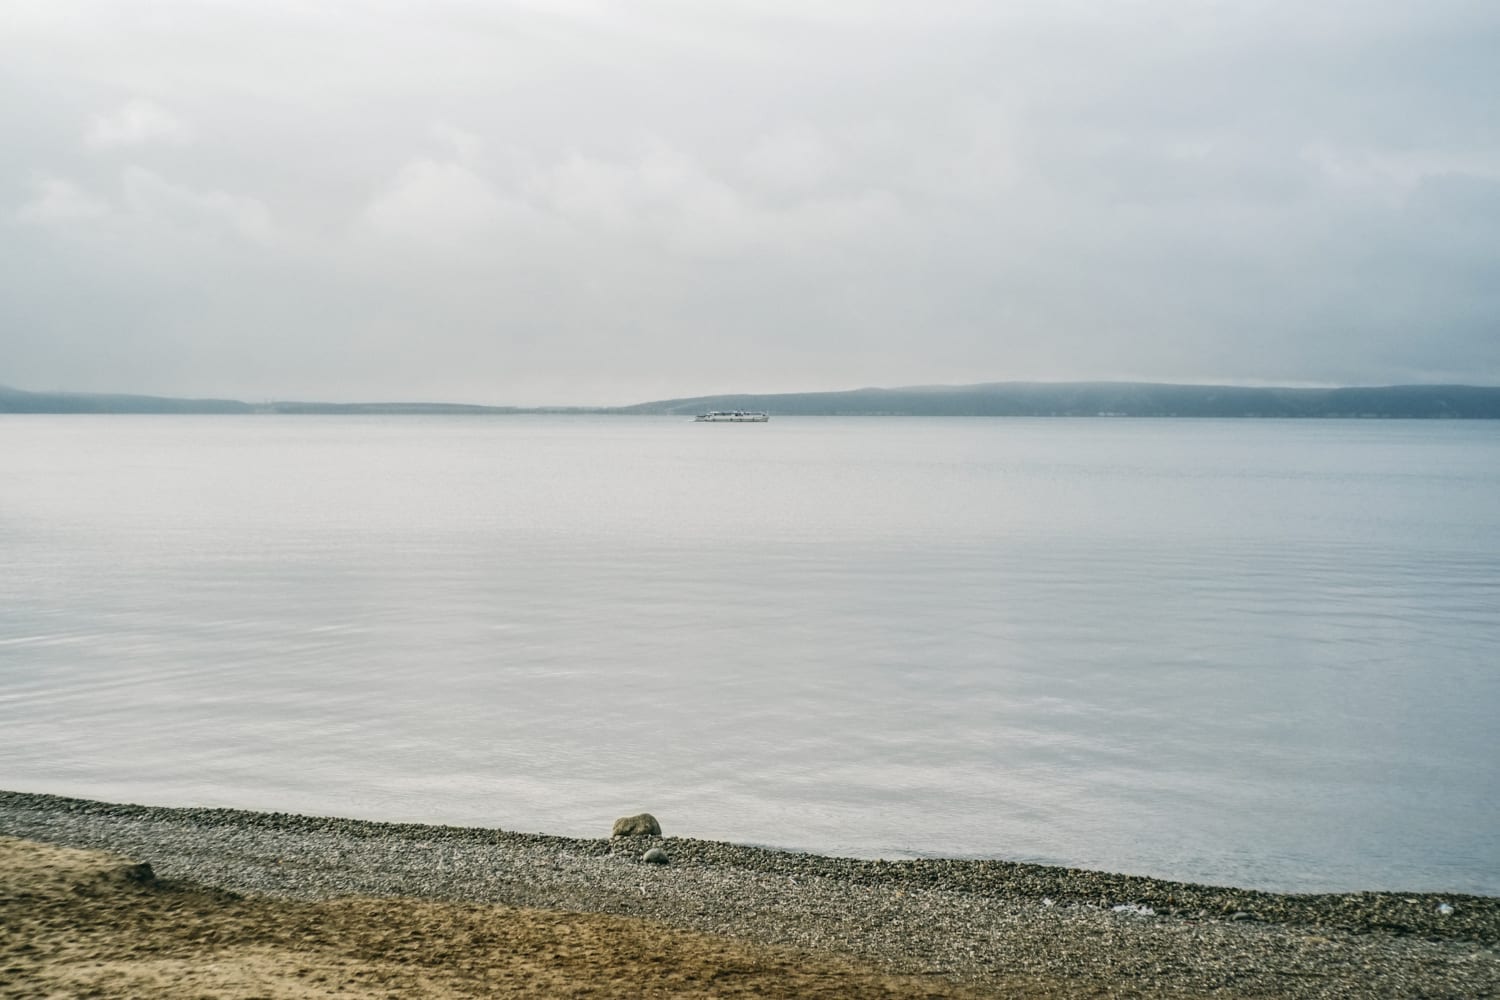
[2,415,1497,895]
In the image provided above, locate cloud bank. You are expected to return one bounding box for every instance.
[3,0,1497,403]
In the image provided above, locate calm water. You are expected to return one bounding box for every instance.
[2,415,1497,894]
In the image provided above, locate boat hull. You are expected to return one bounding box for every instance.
[694,411,769,422]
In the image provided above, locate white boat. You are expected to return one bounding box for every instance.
[694,409,769,422]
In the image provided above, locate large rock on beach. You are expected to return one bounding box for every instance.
[611,813,662,837]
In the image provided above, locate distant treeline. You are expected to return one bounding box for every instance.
[0,386,254,414]
[620,383,1500,419]
[0,386,516,415]
[5,382,1500,418]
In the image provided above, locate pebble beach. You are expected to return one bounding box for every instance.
[4,789,1497,998]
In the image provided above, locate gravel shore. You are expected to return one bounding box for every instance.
[4,790,1496,998]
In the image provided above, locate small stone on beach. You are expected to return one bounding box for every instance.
[642,848,669,865]
[612,813,662,837]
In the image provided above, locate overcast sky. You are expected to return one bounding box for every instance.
[3,1,1497,405]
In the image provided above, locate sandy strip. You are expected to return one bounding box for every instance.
[3,790,1497,998]
[1,836,989,999]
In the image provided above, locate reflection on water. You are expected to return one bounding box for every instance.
[2,415,1497,893]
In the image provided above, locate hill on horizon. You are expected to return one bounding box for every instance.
[4,381,1500,418]
[619,381,1500,419]
[0,385,517,415]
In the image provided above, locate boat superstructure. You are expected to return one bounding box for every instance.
[694,410,769,422]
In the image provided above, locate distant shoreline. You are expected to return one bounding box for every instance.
[3,789,1497,998]
[5,381,1500,418]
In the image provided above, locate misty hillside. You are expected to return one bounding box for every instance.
[0,386,513,415]
[0,385,254,414]
[5,381,1500,417]
[621,382,1500,419]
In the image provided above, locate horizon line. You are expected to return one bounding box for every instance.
[7,377,1500,412]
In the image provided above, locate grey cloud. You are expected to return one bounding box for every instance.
[85,100,189,149]
[2,0,1496,404]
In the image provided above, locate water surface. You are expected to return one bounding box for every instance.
[2,415,1496,893]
